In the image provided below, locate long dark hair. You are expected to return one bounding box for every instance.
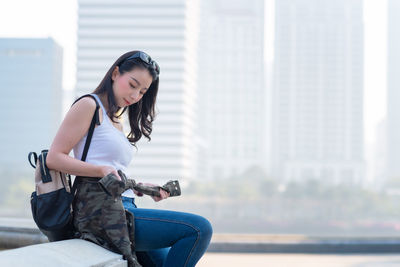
[93,51,159,144]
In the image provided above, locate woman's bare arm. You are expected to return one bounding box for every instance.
[46,97,116,178]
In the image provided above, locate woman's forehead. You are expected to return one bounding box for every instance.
[126,68,152,87]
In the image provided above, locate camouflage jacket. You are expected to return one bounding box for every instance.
[73,173,141,267]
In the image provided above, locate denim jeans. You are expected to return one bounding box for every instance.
[122,196,213,267]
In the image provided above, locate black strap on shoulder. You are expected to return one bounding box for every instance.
[72,94,101,162]
[71,94,101,194]
[73,94,101,129]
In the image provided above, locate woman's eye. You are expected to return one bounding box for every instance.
[130,84,135,89]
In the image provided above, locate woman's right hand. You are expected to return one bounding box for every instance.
[99,166,121,180]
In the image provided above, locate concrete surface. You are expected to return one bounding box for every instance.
[197,253,400,267]
[0,226,47,249]
[3,217,400,267]
[0,239,126,267]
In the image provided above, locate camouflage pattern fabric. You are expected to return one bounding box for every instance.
[118,170,181,197]
[73,173,141,267]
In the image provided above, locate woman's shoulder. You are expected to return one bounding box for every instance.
[72,95,98,111]
[65,95,99,124]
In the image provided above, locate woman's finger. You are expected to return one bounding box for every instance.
[159,189,170,199]
[152,196,162,202]
[111,170,121,180]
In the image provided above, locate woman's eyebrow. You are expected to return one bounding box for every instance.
[130,77,149,90]
[131,77,149,91]
[130,77,141,86]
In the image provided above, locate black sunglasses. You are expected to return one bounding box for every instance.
[124,51,160,75]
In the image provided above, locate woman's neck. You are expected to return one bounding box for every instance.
[97,93,122,119]
[98,93,109,113]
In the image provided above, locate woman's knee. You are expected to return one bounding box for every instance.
[195,215,213,241]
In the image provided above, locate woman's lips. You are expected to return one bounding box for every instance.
[124,99,130,105]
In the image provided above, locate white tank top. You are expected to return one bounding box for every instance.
[73,94,135,197]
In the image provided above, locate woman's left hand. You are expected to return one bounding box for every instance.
[152,188,170,202]
[139,183,170,202]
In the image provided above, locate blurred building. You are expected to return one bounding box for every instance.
[387,0,400,182]
[76,0,199,182]
[0,37,63,172]
[272,0,365,184]
[371,119,387,187]
[197,0,266,180]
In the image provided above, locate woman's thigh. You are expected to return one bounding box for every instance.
[130,207,210,251]
[122,197,212,266]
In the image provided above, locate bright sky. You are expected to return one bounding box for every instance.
[364,0,387,144]
[0,0,78,91]
[0,0,388,145]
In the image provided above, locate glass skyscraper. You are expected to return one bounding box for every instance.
[0,37,63,172]
[76,0,199,182]
[197,0,266,180]
[272,0,365,184]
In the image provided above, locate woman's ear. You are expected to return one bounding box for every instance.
[111,66,120,81]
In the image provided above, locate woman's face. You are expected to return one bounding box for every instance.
[111,66,153,107]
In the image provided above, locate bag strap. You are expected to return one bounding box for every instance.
[28,152,38,169]
[73,94,101,162]
[70,94,101,194]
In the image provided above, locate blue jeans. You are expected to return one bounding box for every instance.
[122,197,213,267]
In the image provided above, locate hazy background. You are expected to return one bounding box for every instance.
[0,0,398,236]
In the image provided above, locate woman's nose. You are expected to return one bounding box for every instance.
[130,90,139,100]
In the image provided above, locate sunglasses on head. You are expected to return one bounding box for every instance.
[124,51,160,75]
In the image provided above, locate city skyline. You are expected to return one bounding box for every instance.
[0,0,390,184]
[1,1,399,238]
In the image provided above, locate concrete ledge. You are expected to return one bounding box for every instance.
[0,226,47,249]
[208,235,400,254]
[208,241,400,254]
[3,224,400,255]
[0,239,127,267]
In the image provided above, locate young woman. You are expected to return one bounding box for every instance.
[46,51,213,267]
